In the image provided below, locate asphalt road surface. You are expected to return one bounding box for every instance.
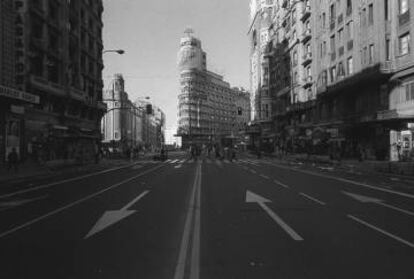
[0,152,413,279]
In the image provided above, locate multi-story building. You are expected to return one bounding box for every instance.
[0,0,40,163]
[269,0,414,161]
[101,74,143,152]
[7,0,107,163]
[101,74,166,153]
[248,0,274,130]
[135,100,166,151]
[177,30,251,148]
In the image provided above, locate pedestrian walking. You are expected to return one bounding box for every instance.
[7,148,19,172]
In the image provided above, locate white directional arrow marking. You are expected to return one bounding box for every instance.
[85,190,149,239]
[343,191,414,217]
[246,191,304,241]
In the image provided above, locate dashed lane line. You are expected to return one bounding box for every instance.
[299,192,326,206]
[268,162,414,200]
[273,179,290,189]
[260,174,270,180]
[348,215,414,249]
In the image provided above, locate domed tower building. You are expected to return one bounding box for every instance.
[177,29,251,149]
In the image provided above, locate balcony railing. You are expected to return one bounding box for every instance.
[301,5,311,22]
[380,61,394,74]
[303,76,313,88]
[330,19,336,31]
[301,29,312,44]
[302,52,312,66]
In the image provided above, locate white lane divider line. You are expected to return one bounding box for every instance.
[170,159,179,164]
[0,195,49,211]
[273,179,290,189]
[246,160,260,166]
[174,164,182,169]
[250,169,257,174]
[0,164,165,239]
[0,162,142,200]
[189,163,202,279]
[174,162,202,279]
[347,215,414,249]
[260,174,270,180]
[268,162,414,200]
[131,165,143,170]
[299,192,326,206]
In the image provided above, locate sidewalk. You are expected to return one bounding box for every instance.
[265,153,414,178]
[0,158,136,185]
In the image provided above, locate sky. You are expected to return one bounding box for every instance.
[102,0,251,133]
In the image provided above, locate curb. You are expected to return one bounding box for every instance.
[0,160,138,186]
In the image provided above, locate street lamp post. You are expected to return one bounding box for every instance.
[103,49,125,55]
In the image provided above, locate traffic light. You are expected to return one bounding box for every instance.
[146,104,152,114]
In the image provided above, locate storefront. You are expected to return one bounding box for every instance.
[0,85,40,163]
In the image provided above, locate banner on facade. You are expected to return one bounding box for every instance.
[0,85,40,104]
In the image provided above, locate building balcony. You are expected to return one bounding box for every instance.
[301,29,312,44]
[347,40,353,51]
[30,75,66,97]
[337,13,344,26]
[330,19,336,31]
[301,5,311,22]
[331,51,336,61]
[302,52,312,66]
[346,7,352,17]
[338,46,344,57]
[379,61,395,74]
[70,87,87,102]
[287,99,316,113]
[303,76,313,88]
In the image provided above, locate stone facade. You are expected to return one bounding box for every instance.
[16,0,107,163]
[177,30,251,148]
[267,0,414,161]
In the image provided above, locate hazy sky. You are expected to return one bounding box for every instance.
[102,0,251,130]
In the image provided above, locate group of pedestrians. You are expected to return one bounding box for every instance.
[189,144,237,161]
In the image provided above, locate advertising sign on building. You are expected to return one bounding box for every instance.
[0,85,40,104]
